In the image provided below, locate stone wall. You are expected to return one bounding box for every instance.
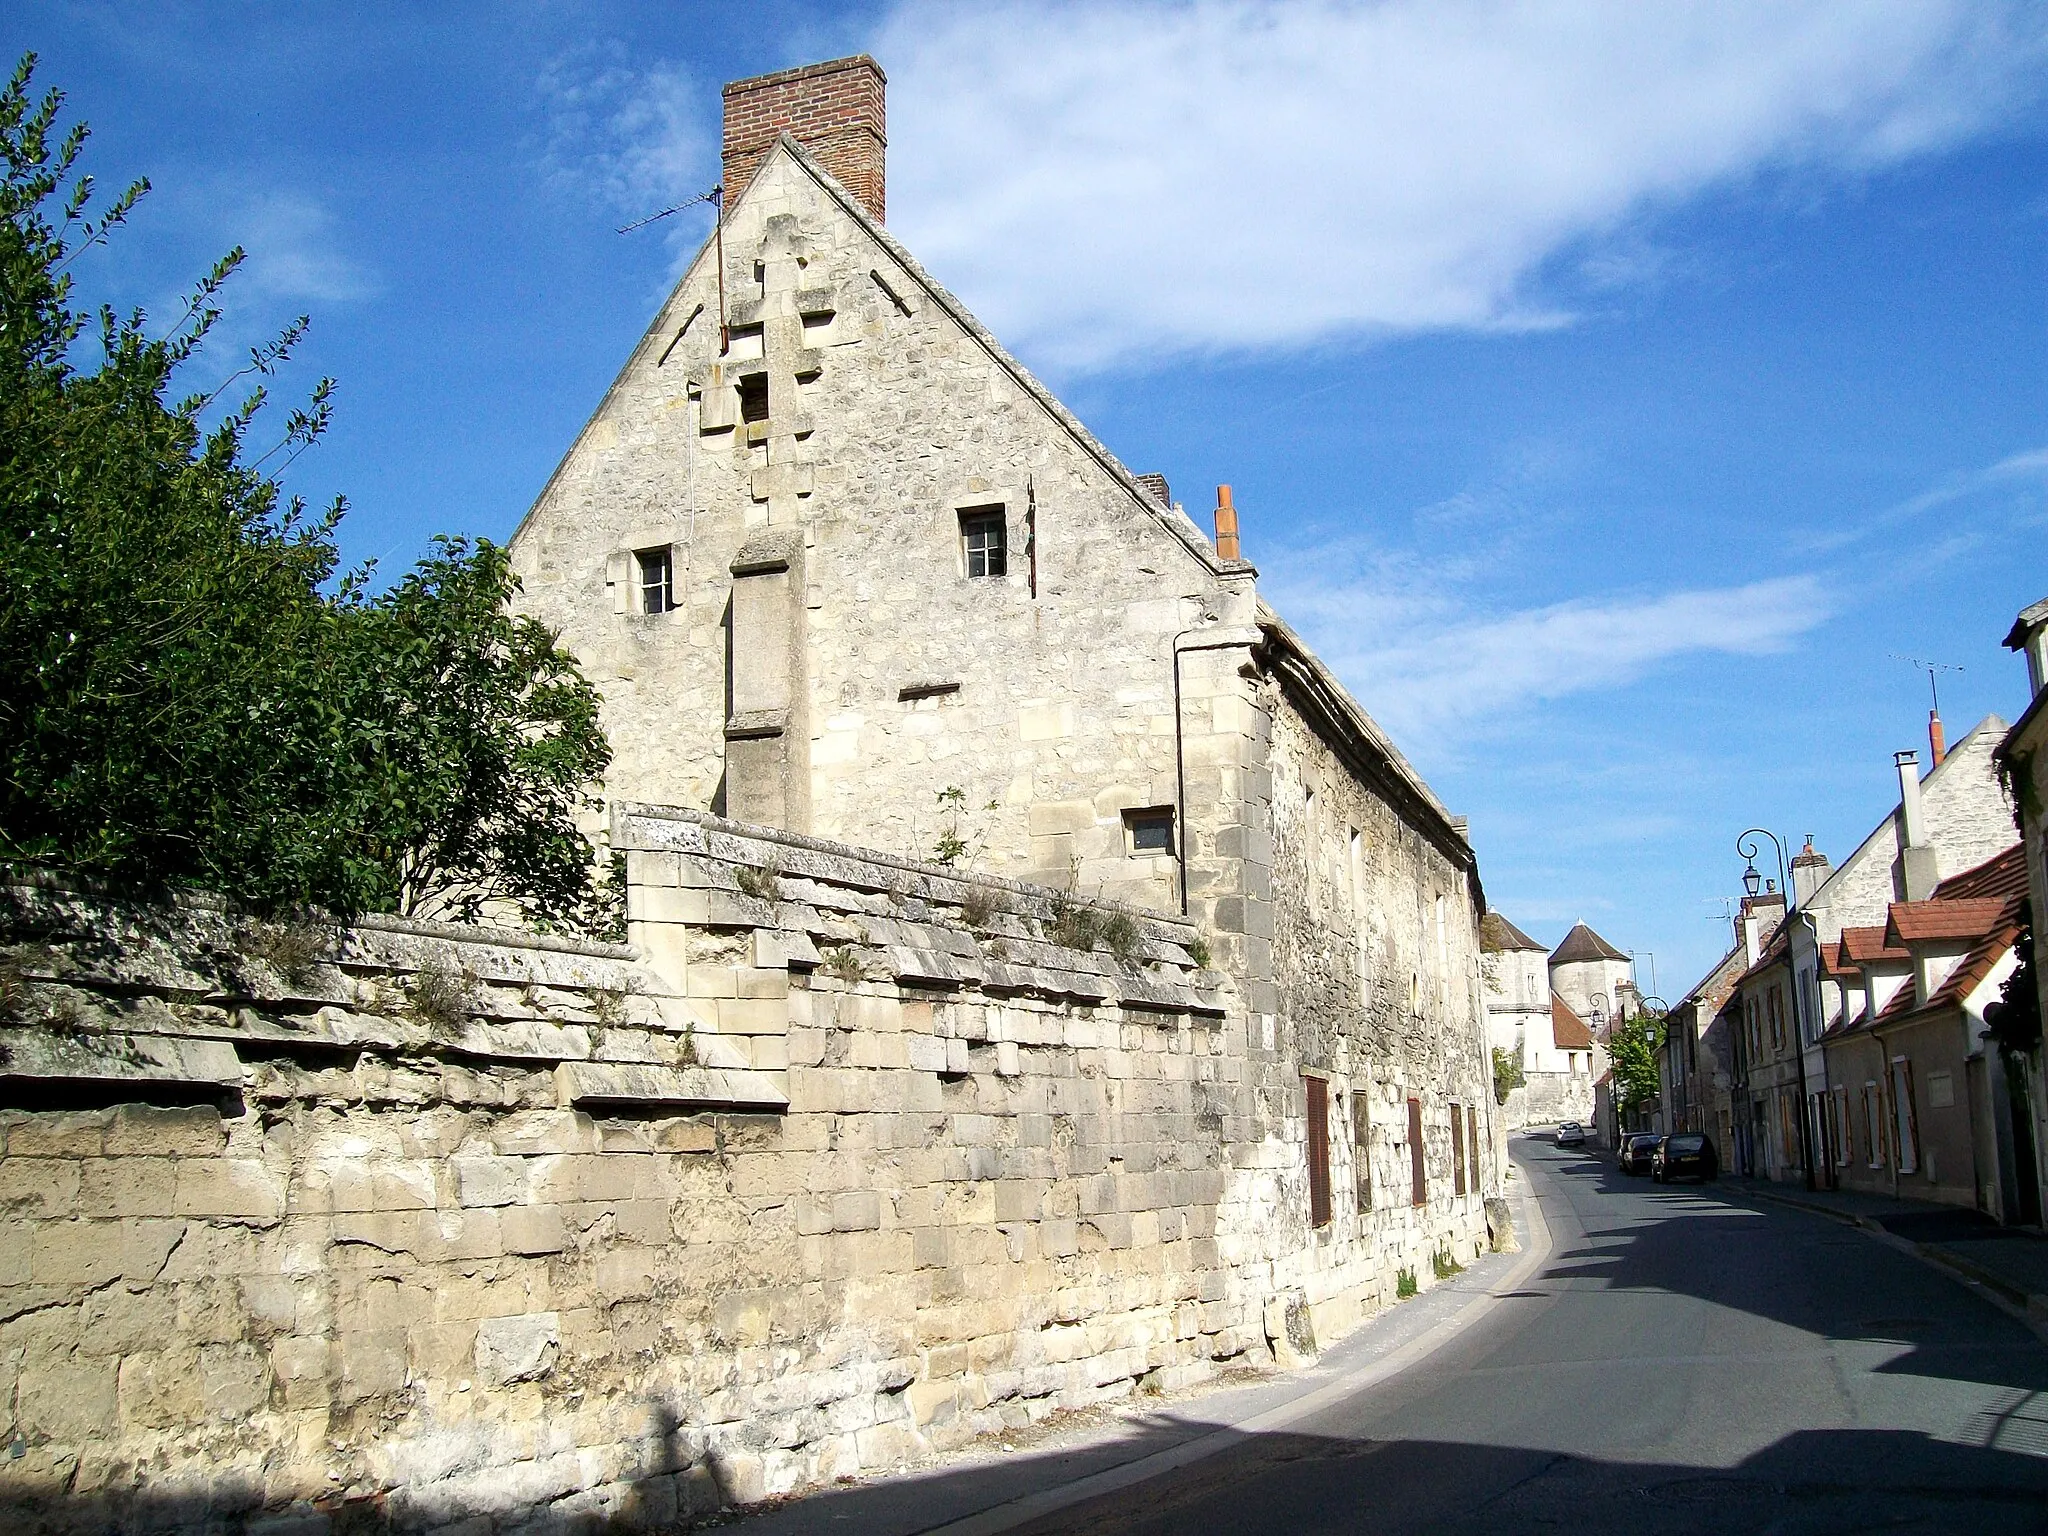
[0,807,1500,1533]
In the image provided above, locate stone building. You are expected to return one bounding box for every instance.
[1480,914,1593,1127]
[0,55,1508,1534]
[1994,596,2048,1224]
[508,51,1499,1313]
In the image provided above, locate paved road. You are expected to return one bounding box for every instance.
[997,1135,2048,1534]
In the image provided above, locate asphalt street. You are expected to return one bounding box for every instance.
[997,1135,2048,1534]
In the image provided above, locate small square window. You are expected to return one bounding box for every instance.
[737,372,769,423]
[636,547,675,614]
[1124,807,1176,856]
[960,508,1007,578]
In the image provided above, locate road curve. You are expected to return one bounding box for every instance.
[1008,1133,2048,1534]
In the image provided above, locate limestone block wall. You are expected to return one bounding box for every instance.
[1219,684,1499,1344]
[3,804,1351,1535]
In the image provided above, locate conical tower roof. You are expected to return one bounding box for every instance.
[1550,921,1628,965]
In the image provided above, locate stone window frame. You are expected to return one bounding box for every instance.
[606,532,687,617]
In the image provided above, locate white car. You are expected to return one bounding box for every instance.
[1555,1121,1587,1147]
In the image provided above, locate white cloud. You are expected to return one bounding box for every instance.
[1265,555,1830,753]
[879,0,2047,370]
[536,48,710,232]
[230,192,378,306]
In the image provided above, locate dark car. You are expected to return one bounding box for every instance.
[1653,1133,1718,1183]
[1555,1121,1586,1147]
[1618,1132,1660,1175]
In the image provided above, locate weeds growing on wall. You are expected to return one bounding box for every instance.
[241,917,333,987]
[822,946,863,983]
[1395,1267,1418,1299]
[1432,1247,1464,1281]
[956,883,998,930]
[1044,892,1106,953]
[930,786,999,868]
[1186,935,1212,969]
[407,962,477,1033]
[734,864,781,901]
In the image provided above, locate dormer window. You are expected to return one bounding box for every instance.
[636,547,675,614]
[960,508,1007,578]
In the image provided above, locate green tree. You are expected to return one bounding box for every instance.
[1491,1044,1525,1106]
[1608,1012,1664,1114]
[0,56,614,930]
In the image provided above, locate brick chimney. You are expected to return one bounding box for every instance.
[1213,485,1241,561]
[722,56,887,223]
[1927,708,1945,768]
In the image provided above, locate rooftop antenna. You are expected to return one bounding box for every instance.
[1889,654,1962,714]
[618,184,728,354]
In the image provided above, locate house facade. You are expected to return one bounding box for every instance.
[1993,595,2048,1222]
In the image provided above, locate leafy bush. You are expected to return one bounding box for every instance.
[1491,1045,1526,1106]
[0,56,615,933]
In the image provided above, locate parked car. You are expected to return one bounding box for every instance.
[1555,1121,1586,1147]
[1652,1133,1719,1183]
[1618,1132,1661,1175]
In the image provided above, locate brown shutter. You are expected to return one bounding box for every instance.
[1467,1105,1480,1191]
[1451,1100,1467,1196]
[1352,1091,1373,1212]
[1305,1076,1331,1228]
[1408,1096,1426,1206]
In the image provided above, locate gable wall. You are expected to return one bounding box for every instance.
[509,152,1239,907]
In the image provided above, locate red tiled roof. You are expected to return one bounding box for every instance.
[1931,843,2027,903]
[1839,926,1909,966]
[1551,994,1595,1049]
[1871,895,2025,1026]
[1885,898,2014,947]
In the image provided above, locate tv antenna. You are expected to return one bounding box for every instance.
[617,184,729,355]
[1889,654,1962,713]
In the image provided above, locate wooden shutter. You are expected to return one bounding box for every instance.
[1408,1096,1426,1206]
[1305,1076,1331,1228]
[1451,1100,1467,1196]
[1467,1105,1480,1190]
[1352,1091,1373,1212]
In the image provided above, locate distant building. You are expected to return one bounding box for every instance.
[1479,913,1595,1127]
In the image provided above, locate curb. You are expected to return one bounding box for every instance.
[1734,1183,2048,1341]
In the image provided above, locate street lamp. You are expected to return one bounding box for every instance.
[1735,826,1816,1190]
[1737,828,1790,910]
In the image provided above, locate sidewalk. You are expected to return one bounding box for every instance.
[1727,1176,2048,1322]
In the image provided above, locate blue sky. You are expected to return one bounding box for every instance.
[12,1,2046,994]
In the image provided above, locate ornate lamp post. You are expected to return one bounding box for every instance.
[1735,827,1816,1188]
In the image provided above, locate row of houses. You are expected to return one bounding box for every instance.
[1656,595,2048,1228]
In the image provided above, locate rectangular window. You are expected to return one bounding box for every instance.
[1124,807,1176,856]
[1352,1091,1372,1212]
[1305,1075,1332,1228]
[1451,1100,1467,1196]
[960,508,1007,578]
[1467,1105,1480,1190]
[737,370,769,422]
[636,547,675,614]
[1408,1096,1426,1206]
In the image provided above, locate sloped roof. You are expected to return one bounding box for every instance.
[1736,925,1792,985]
[1885,898,2015,947]
[1551,994,1595,1049]
[1839,926,1910,966]
[1480,912,1546,953]
[1931,844,2028,903]
[2005,596,2048,650]
[1551,922,1628,965]
[1873,896,2025,1026]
